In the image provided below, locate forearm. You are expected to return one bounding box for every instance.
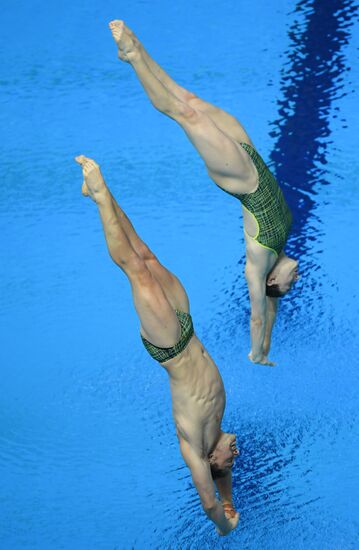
[263,315,276,356]
[182,446,236,535]
[263,297,278,356]
[215,471,233,505]
[205,499,232,534]
[250,316,266,360]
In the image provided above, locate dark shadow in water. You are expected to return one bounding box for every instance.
[207,0,358,520]
[168,415,323,550]
[231,416,318,518]
[269,0,357,259]
[210,0,357,339]
[223,0,357,530]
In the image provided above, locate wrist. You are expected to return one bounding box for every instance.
[223,502,236,519]
[217,519,232,536]
[249,351,263,362]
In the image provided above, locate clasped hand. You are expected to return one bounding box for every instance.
[248,351,276,367]
[216,504,240,536]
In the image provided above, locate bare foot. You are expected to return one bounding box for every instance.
[74,155,109,203]
[109,20,140,62]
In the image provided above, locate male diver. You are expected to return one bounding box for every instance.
[109,20,299,367]
[75,155,240,536]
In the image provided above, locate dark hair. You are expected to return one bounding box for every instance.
[265,283,286,298]
[210,463,230,480]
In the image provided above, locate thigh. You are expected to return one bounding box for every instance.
[130,267,181,348]
[178,109,257,194]
[146,257,190,313]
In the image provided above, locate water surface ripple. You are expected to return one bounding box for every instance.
[1,0,358,548]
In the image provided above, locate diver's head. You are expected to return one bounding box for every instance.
[266,254,299,297]
[209,432,239,479]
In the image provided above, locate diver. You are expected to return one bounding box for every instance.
[109,20,299,367]
[75,155,240,536]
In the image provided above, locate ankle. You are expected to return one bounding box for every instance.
[129,47,145,65]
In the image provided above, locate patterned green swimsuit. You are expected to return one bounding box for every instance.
[232,143,292,256]
[141,309,194,363]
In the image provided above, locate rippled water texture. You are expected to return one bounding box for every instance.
[1,0,359,548]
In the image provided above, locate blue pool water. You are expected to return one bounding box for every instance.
[1,1,358,548]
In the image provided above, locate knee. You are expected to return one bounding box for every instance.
[127,257,153,286]
[188,96,220,121]
[175,101,202,125]
[202,498,217,515]
[137,242,156,262]
[112,250,145,275]
[187,95,204,110]
[183,90,197,103]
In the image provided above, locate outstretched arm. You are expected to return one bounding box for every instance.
[214,471,238,519]
[245,260,275,366]
[180,441,239,536]
[263,297,278,357]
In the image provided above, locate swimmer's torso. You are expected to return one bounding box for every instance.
[229,142,292,257]
[162,334,226,456]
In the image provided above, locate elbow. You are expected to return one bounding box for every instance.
[250,316,264,327]
[202,499,217,515]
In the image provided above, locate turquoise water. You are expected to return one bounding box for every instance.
[1,1,358,548]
